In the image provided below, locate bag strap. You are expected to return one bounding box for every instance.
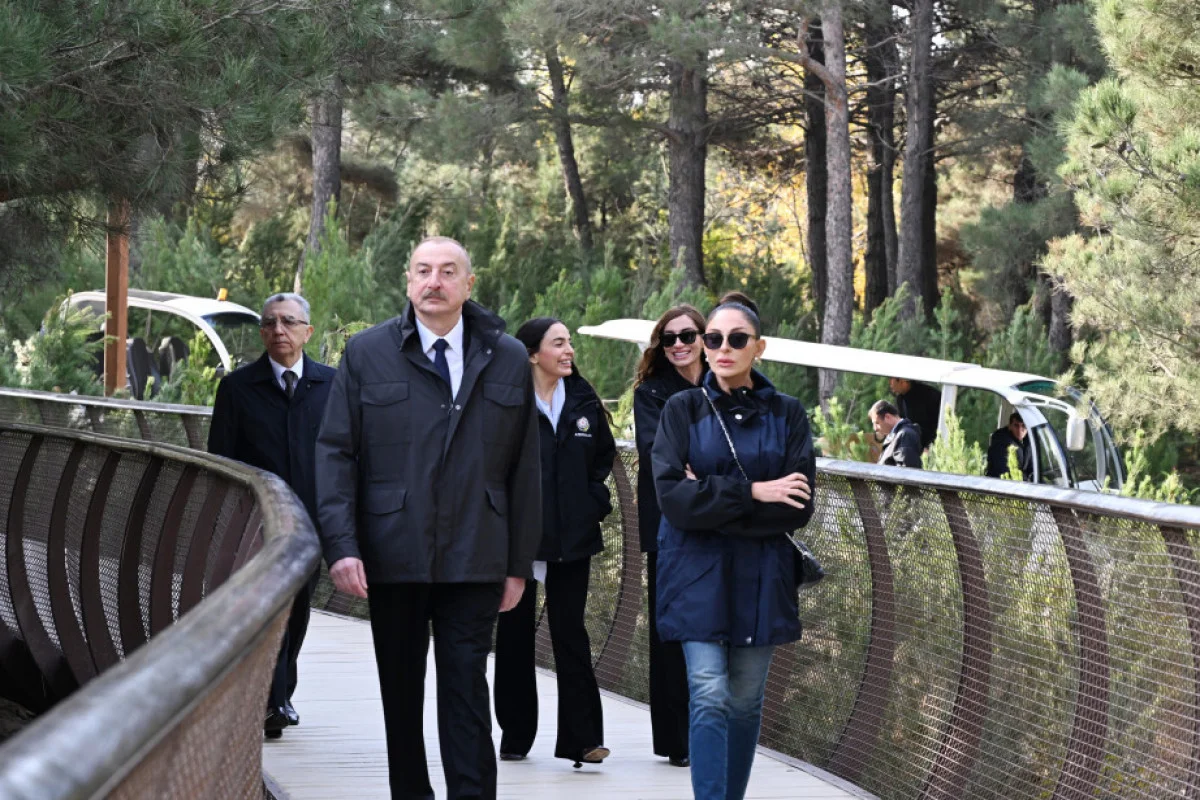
[703,390,750,481]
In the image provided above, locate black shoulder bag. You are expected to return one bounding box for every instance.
[703,392,825,590]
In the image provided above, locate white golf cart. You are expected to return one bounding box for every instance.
[65,289,261,398]
[579,318,1124,492]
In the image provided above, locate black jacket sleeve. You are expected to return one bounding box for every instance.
[894,426,924,469]
[206,377,238,459]
[588,405,617,521]
[506,370,542,579]
[719,398,817,538]
[985,430,1009,478]
[315,343,363,567]
[651,393,755,530]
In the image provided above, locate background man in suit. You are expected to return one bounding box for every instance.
[207,291,336,739]
[317,236,541,800]
[889,377,941,451]
[870,399,924,468]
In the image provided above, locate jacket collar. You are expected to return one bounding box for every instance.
[644,364,705,398]
[883,418,916,446]
[702,369,775,424]
[249,351,330,383]
[394,300,505,354]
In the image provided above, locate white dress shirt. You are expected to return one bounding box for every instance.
[414,314,465,398]
[269,356,304,393]
[534,378,566,432]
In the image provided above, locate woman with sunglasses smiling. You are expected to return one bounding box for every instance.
[651,297,816,800]
[632,303,707,768]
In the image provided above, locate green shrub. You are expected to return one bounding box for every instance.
[9,295,105,395]
[924,408,985,475]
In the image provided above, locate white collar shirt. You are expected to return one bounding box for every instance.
[269,356,304,393]
[414,315,465,399]
[534,378,566,432]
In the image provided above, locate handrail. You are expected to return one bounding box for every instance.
[0,422,319,799]
[9,388,1200,799]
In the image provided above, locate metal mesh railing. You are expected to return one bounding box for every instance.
[0,421,319,799]
[11,387,1200,799]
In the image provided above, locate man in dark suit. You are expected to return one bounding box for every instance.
[207,291,335,739]
[987,412,1033,480]
[889,377,941,451]
[870,399,923,469]
[317,236,541,800]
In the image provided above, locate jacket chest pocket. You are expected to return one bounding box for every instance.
[482,382,523,444]
[361,381,411,444]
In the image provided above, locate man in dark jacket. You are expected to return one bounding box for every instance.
[889,377,941,450]
[316,236,541,800]
[207,291,335,739]
[870,399,923,469]
[987,412,1033,480]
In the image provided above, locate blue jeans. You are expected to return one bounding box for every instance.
[681,641,775,800]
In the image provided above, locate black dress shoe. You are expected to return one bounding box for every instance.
[668,756,690,768]
[498,752,527,761]
[283,701,299,726]
[265,708,289,739]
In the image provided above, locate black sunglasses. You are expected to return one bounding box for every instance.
[660,329,699,348]
[701,331,754,350]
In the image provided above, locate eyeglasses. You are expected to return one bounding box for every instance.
[701,331,754,350]
[660,329,699,348]
[259,316,309,329]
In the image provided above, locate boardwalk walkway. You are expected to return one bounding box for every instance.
[263,611,862,800]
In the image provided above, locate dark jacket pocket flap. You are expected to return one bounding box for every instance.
[362,382,409,405]
[364,487,406,515]
[483,382,523,407]
[485,487,508,516]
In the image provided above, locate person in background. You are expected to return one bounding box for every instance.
[632,304,707,768]
[870,399,923,469]
[207,291,335,740]
[889,377,940,451]
[493,317,615,768]
[651,297,816,800]
[987,411,1033,480]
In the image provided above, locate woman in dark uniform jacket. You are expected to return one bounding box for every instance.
[632,304,707,767]
[651,299,816,800]
[493,317,616,767]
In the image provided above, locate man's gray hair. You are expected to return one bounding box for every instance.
[261,292,311,321]
[410,236,472,274]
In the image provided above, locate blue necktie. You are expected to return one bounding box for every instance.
[432,339,452,393]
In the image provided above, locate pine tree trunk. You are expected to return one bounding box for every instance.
[1049,284,1073,358]
[804,26,828,325]
[864,10,897,317]
[920,102,939,317]
[297,75,344,293]
[668,56,708,289]
[896,0,933,319]
[818,1,853,403]
[546,47,593,253]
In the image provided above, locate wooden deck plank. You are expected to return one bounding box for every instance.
[263,611,860,800]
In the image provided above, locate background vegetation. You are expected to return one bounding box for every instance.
[2,0,1197,492]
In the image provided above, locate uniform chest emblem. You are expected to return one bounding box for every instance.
[576,416,590,433]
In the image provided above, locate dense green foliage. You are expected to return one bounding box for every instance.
[1,0,1198,498]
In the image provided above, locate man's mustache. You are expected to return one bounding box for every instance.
[421,291,447,301]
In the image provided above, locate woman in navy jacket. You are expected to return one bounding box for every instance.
[651,299,816,800]
[632,303,707,767]
[494,317,616,767]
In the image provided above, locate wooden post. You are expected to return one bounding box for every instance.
[103,199,130,396]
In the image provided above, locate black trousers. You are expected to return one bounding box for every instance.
[267,569,318,710]
[493,558,604,761]
[367,582,503,800]
[647,551,690,759]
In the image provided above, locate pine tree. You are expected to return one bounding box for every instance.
[1045,0,1200,436]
